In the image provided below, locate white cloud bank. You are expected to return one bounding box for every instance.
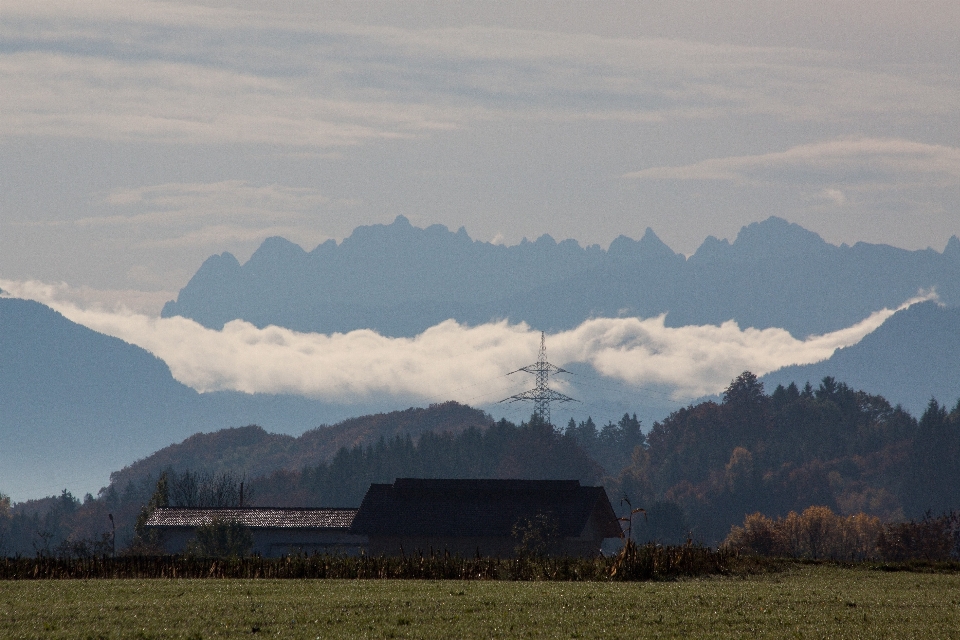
[1,280,935,402]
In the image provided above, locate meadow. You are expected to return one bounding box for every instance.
[2,564,959,639]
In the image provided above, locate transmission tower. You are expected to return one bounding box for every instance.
[500,332,576,425]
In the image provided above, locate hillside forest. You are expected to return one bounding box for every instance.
[2,372,959,555]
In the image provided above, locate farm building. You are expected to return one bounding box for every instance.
[144,507,364,557]
[350,478,621,557]
[145,478,622,557]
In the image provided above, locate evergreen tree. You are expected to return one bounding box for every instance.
[131,472,169,553]
[907,398,960,516]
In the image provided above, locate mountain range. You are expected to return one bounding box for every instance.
[162,215,960,338]
[5,217,960,502]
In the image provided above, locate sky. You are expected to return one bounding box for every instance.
[2,0,959,314]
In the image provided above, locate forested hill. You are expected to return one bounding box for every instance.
[607,372,960,544]
[244,374,960,544]
[107,403,493,491]
[162,215,960,338]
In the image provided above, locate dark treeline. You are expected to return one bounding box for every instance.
[253,417,605,507]
[567,414,644,474]
[0,471,250,558]
[165,470,250,508]
[4,373,960,555]
[0,417,612,555]
[0,490,115,559]
[608,372,960,544]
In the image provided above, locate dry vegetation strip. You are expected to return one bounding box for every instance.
[2,565,960,639]
[0,544,732,581]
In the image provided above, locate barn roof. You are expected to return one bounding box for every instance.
[144,507,357,530]
[350,478,621,539]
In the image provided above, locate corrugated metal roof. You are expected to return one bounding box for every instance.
[145,507,357,529]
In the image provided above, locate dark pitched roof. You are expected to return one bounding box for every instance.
[145,507,357,530]
[350,479,621,539]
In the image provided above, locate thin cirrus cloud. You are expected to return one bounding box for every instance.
[2,2,957,149]
[12,180,338,252]
[0,280,934,402]
[92,180,329,224]
[623,138,960,187]
[0,52,456,147]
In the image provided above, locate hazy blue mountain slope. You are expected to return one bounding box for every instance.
[0,299,400,501]
[0,298,205,500]
[162,216,960,338]
[761,301,960,416]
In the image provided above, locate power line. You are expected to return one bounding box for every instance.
[459,379,531,406]
[566,370,686,403]
[415,371,517,406]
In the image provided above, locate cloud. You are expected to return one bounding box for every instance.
[87,180,328,225]
[2,2,957,149]
[819,188,847,207]
[100,180,327,210]
[623,138,960,188]
[0,51,458,147]
[1,279,935,402]
[11,180,339,252]
[554,294,934,398]
[0,280,175,316]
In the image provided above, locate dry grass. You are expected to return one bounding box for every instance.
[0,544,733,581]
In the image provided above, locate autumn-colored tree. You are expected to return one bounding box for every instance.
[724,507,882,560]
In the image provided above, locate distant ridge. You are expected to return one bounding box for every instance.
[162,216,960,338]
[106,402,493,492]
[0,298,200,500]
[761,301,960,416]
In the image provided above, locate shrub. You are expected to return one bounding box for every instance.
[185,518,253,558]
[724,507,882,560]
[609,539,731,580]
[512,512,561,558]
[876,512,960,562]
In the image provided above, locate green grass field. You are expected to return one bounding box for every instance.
[2,565,959,639]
